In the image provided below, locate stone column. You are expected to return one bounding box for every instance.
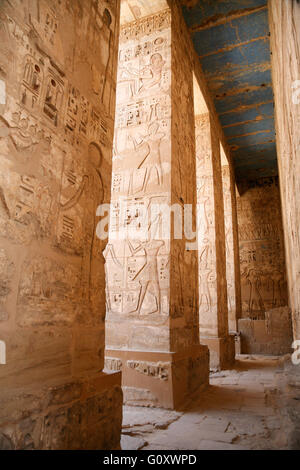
[105,6,209,409]
[229,160,243,334]
[0,0,122,450]
[268,0,300,340]
[221,153,242,334]
[222,164,237,332]
[196,114,235,370]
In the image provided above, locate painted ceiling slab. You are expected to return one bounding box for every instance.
[181,0,277,181]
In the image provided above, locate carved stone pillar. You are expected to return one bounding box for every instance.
[268,0,300,340]
[105,6,209,409]
[221,161,238,333]
[196,114,235,370]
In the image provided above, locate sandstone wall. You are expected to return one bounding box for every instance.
[222,164,238,332]
[268,0,300,340]
[237,177,288,319]
[239,307,293,355]
[0,0,122,449]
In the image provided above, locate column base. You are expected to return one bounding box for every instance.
[105,345,209,410]
[200,334,235,371]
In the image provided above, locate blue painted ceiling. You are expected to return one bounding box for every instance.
[181,0,278,181]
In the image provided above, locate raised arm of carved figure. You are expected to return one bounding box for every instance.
[129,134,144,151]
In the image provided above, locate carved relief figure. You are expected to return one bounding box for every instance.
[129,121,165,194]
[0,249,14,321]
[237,177,288,317]
[139,53,166,92]
[195,114,220,328]
[85,142,105,296]
[242,267,265,318]
[0,113,60,238]
[90,6,113,107]
[30,0,65,64]
[127,238,164,315]
[57,142,104,303]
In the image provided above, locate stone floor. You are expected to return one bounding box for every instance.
[121,355,300,450]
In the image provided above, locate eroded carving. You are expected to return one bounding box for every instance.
[127,360,169,380]
[237,177,288,318]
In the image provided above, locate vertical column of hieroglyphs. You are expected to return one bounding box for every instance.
[222,163,237,332]
[0,0,122,449]
[105,9,173,352]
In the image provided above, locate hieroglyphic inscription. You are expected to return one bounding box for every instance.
[105,12,172,323]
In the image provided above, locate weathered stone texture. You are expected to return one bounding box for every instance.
[0,377,122,450]
[237,177,288,320]
[268,0,300,340]
[0,0,122,449]
[105,0,210,407]
[221,164,238,332]
[196,115,227,338]
[105,9,172,346]
[239,307,293,355]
